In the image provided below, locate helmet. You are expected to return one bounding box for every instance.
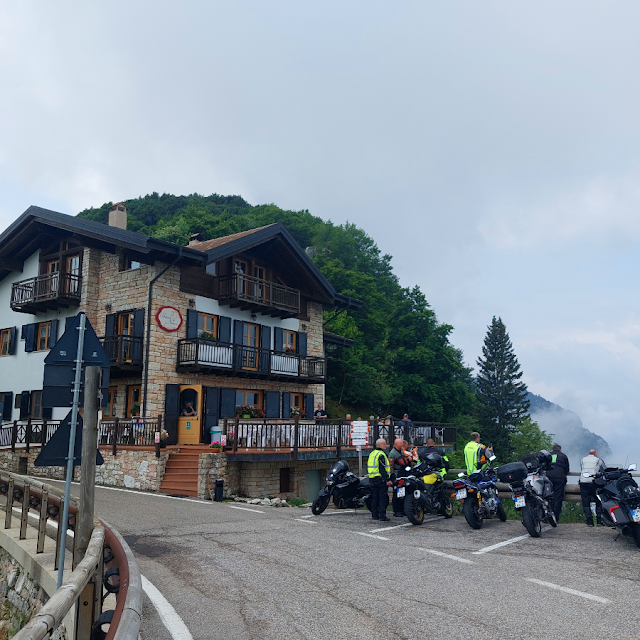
[537,450,552,466]
[328,460,349,479]
[424,452,443,469]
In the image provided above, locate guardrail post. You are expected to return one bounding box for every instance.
[19,483,29,539]
[112,417,119,456]
[294,416,299,461]
[11,420,17,452]
[5,478,14,529]
[54,497,64,571]
[37,489,48,553]
[25,418,32,454]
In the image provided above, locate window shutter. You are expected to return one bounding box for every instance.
[233,320,244,344]
[24,324,36,353]
[219,316,231,343]
[65,315,75,331]
[297,332,307,356]
[220,387,236,419]
[164,384,180,445]
[2,392,12,421]
[282,392,291,419]
[203,387,220,442]
[133,309,145,337]
[259,326,271,371]
[274,327,284,352]
[19,391,31,419]
[8,327,17,355]
[48,319,58,349]
[305,393,315,420]
[186,309,198,339]
[265,391,280,419]
[105,313,116,337]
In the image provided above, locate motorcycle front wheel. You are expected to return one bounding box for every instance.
[311,493,330,515]
[439,492,453,519]
[522,503,542,537]
[497,502,507,522]
[404,494,425,525]
[462,497,483,529]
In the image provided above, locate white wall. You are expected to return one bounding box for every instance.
[0,250,78,421]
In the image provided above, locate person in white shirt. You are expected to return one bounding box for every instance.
[579,449,606,526]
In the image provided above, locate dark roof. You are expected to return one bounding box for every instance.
[190,225,272,251]
[323,332,356,348]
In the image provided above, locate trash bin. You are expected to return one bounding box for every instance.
[209,426,223,445]
[214,479,224,502]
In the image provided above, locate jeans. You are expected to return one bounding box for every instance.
[370,480,389,518]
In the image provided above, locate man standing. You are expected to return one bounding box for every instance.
[464,432,489,475]
[314,404,327,422]
[420,438,450,478]
[579,449,606,526]
[388,438,411,517]
[367,438,391,521]
[546,443,570,521]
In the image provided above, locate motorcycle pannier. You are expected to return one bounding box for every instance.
[497,461,528,484]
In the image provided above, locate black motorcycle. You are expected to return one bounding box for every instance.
[311,460,373,515]
[594,463,640,547]
[453,455,507,529]
[395,453,453,525]
[497,450,557,537]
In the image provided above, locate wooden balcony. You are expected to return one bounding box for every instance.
[218,273,300,318]
[177,338,325,383]
[100,335,144,375]
[10,272,81,313]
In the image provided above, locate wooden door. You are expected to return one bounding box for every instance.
[178,385,202,444]
[242,323,259,370]
[118,312,136,362]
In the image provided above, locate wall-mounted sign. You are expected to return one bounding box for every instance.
[156,306,183,332]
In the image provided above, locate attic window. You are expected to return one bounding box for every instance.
[121,254,141,271]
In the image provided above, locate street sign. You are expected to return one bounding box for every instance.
[350,421,369,446]
[42,313,111,408]
[34,411,104,467]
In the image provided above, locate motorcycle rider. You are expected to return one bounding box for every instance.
[388,438,413,517]
[367,438,392,521]
[419,438,450,478]
[546,443,570,521]
[579,449,606,526]
[464,432,492,475]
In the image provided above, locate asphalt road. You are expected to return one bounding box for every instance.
[49,482,640,640]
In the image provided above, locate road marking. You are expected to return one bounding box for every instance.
[354,532,390,541]
[370,522,413,532]
[417,548,474,564]
[526,578,610,604]
[472,526,552,554]
[323,510,357,515]
[227,506,265,514]
[142,575,194,640]
[299,515,314,518]
[294,518,317,523]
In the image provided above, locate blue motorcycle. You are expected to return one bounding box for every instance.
[453,455,507,529]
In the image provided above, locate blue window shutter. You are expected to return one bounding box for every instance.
[220,387,236,418]
[298,332,307,356]
[105,314,116,336]
[48,320,58,349]
[164,384,180,445]
[133,309,145,337]
[233,320,244,344]
[203,387,220,441]
[219,316,231,343]
[24,324,36,353]
[274,327,284,352]
[305,393,315,419]
[265,391,280,418]
[2,392,13,421]
[186,309,198,339]
[19,391,31,419]
[282,392,291,419]
[259,326,271,371]
[8,327,17,355]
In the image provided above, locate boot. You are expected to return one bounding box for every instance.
[586,518,594,526]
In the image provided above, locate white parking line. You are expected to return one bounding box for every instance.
[355,532,390,541]
[370,522,413,532]
[300,515,314,518]
[323,510,357,515]
[142,575,194,639]
[418,548,474,564]
[294,518,317,523]
[227,506,265,514]
[472,526,552,554]
[526,578,610,604]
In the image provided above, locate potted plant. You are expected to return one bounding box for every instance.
[159,429,169,448]
[236,405,252,419]
[209,440,222,452]
[290,406,306,419]
[199,331,216,341]
[250,407,265,418]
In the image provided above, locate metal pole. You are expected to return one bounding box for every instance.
[57,313,86,589]
[76,366,99,563]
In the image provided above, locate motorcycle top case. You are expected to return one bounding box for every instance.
[496,461,528,484]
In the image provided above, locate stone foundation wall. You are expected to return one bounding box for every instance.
[0,548,67,640]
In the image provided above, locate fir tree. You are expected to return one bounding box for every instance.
[476,317,530,457]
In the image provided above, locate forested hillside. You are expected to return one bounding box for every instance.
[78,193,475,422]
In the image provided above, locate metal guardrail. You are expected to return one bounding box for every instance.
[0,471,141,640]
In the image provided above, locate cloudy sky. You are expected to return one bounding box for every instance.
[1,2,639,461]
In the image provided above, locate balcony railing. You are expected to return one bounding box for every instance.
[218,273,300,316]
[100,334,143,367]
[11,272,81,312]
[177,338,326,381]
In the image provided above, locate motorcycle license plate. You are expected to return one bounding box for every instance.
[631,508,640,523]
[514,495,526,508]
[397,487,406,498]
[456,489,467,500]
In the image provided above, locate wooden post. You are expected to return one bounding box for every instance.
[5,478,14,529]
[112,417,119,457]
[233,416,239,453]
[37,490,48,554]
[19,484,29,540]
[11,420,17,452]
[336,422,342,459]
[293,416,299,461]
[25,418,32,454]
[155,415,162,458]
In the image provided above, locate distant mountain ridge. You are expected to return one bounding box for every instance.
[528,392,612,466]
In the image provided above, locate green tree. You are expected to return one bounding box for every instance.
[476,316,530,457]
[509,418,553,462]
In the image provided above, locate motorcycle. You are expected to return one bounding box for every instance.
[497,450,557,537]
[396,452,453,525]
[311,460,372,515]
[452,455,507,529]
[594,463,640,547]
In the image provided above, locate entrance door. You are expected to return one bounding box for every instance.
[242,323,259,370]
[178,385,202,444]
[118,311,135,362]
[66,254,80,294]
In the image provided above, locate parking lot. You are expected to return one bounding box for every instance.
[57,481,640,640]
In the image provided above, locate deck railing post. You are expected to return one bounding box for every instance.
[25,418,32,453]
[233,417,239,453]
[294,416,299,461]
[11,420,17,452]
[336,422,342,459]
[41,418,48,447]
[112,417,119,457]
[156,415,162,458]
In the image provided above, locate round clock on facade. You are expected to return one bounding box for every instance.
[156,306,183,332]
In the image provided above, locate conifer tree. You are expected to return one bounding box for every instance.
[476,317,530,456]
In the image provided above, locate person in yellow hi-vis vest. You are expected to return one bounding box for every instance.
[367,438,391,521]
[464,432,491,475]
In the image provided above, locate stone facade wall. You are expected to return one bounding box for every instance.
[198,452,228,499]
[0,548,67,640]
[305,301,324,358]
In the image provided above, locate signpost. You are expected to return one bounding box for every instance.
[350,421,370,476]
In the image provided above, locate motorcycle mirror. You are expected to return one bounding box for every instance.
[629,463,637,472]
[458,472,465,478]
[489,455,496,462]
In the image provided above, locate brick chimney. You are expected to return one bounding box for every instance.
[109,202,127,230]
[188,232,203,246]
